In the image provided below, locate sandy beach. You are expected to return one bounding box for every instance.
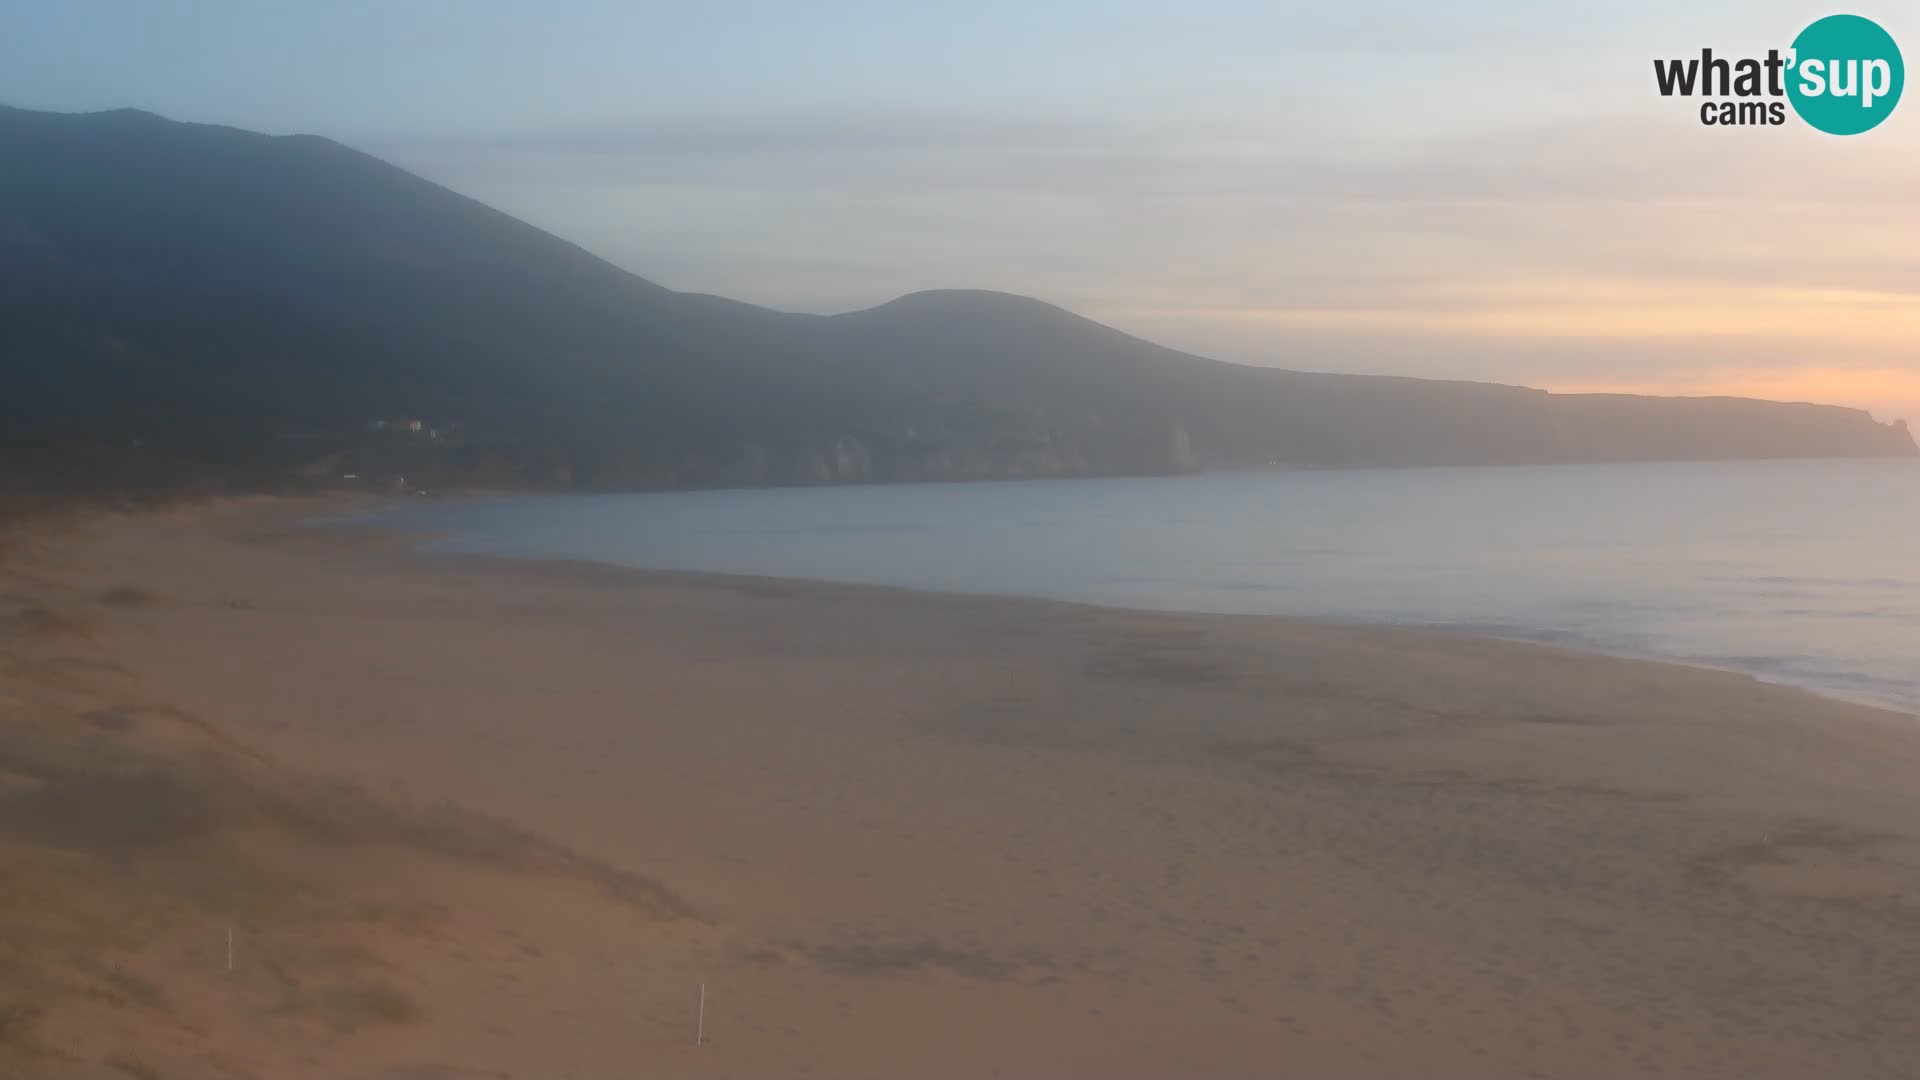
[6,495,1920,1078]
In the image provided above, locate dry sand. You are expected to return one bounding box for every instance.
[6,495,1920,1077]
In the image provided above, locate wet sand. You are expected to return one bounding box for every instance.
[9,495,1920,1077]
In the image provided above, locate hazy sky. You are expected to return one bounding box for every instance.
[4,1,1917,423]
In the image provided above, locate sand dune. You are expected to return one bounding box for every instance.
[6,496,1920,1077]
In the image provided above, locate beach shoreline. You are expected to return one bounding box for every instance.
[340,467,1920,721]
[8,494,1920,1077]
[321,490,1920,723]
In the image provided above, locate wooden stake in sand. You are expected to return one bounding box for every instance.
[696,982,707,1046]
[226,927,234,973]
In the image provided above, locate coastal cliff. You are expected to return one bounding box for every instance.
[2,105,1911,494]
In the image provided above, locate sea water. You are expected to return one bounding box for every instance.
[363,458,1920,714]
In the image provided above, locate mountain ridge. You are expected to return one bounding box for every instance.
[1,104,1911,492]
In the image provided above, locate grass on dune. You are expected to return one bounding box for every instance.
[0,580,689,1074]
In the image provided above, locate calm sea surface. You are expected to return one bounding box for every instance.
[360,459,1920,714]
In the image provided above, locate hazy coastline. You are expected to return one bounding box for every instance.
[362,458,1920,717]
[9,5,1920,1077]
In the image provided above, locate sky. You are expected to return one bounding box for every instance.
[3,1,1917,424]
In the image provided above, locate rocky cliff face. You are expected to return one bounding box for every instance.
[487,400,1912,492]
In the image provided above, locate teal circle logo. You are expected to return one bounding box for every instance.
[1787,14,1903,134]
